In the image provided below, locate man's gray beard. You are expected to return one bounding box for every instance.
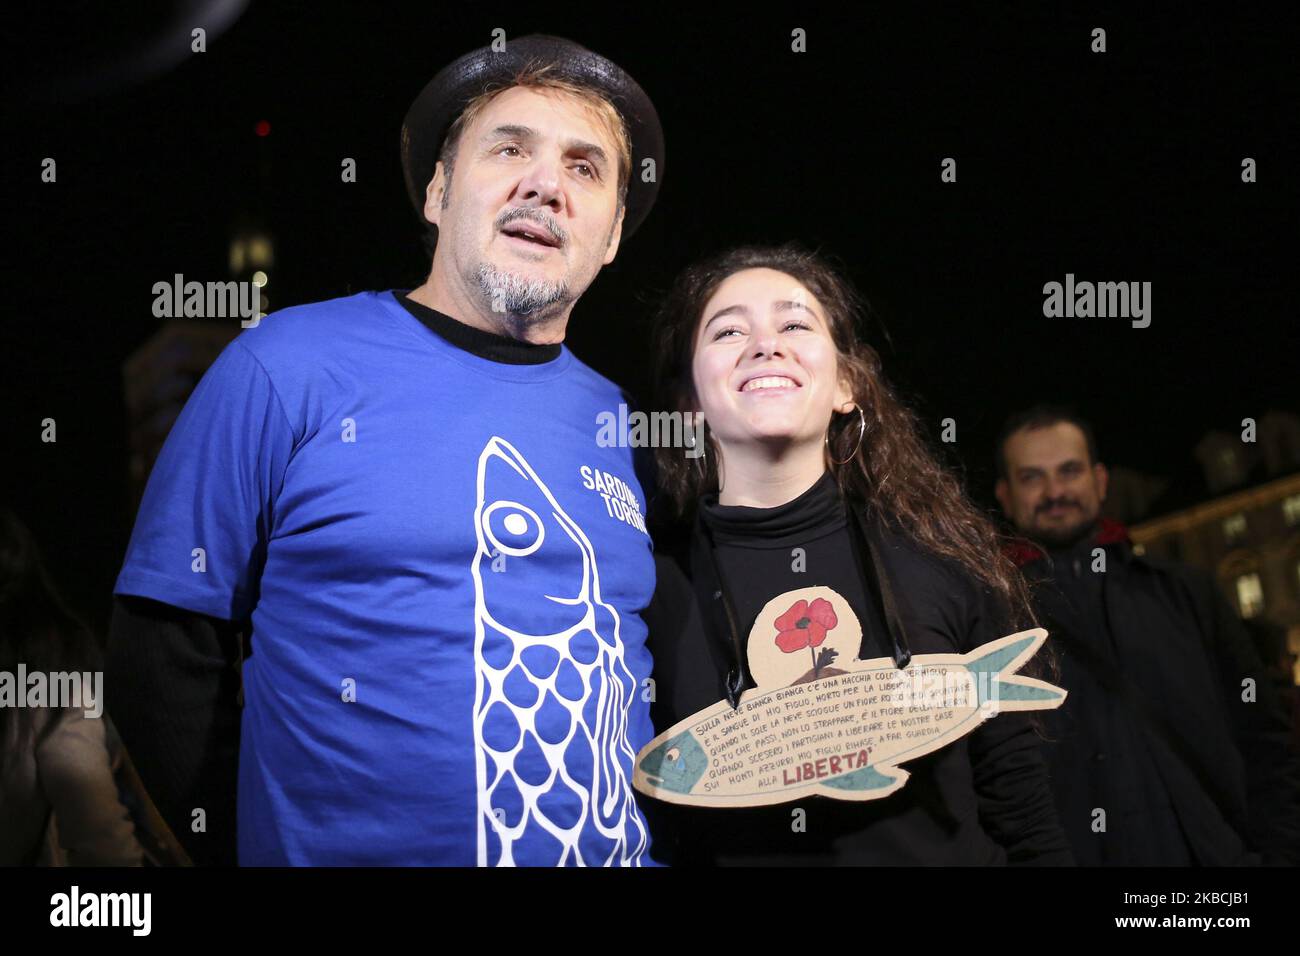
[475,263,571,318]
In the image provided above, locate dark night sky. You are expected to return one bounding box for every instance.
[4,3,1297,631]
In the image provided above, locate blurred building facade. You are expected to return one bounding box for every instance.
[1127,411,1300,683]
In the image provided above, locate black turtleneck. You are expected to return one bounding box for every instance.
[395,289,562,365]
[699,471,846,543]
[698,472,887,665]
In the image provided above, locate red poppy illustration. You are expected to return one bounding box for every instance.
[775,596,840,681]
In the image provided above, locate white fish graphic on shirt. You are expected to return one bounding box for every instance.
[470,437,647,866]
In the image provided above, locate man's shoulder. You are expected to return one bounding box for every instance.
[233,289,390,364]
[1127,550,1224,612]
[562,347,634,403]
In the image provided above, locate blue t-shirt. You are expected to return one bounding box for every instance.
[115,291,658,866]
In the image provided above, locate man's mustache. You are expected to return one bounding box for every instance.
[1037,497,1081,514]
[497,208,567,247]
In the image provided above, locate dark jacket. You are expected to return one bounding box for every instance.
[641,503,1075,866]
[1010,518,1300,865]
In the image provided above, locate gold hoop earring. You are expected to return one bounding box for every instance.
[827,402,866,466]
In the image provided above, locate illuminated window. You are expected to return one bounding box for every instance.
[1236,573,1264,619]
[1283,494,1300,526]
[229,232,275,275]
[1223,513,1247,545]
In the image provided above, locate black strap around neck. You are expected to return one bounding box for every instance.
[690,514,749,708]
[848,504,913,672]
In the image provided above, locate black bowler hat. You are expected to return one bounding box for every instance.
[400,34,664,239]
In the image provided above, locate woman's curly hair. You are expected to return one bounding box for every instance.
[650,243,1047,673]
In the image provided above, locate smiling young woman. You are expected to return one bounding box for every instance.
[640,243,1071,866]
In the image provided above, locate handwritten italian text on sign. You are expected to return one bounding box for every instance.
[634,626,1065,807]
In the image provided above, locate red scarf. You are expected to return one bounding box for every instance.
[1005,516,1131,567]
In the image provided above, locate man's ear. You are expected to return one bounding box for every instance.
[601,204,626,266]
[423,162,447,229]
[994,478,1012,516]
[1093,462,1110,503]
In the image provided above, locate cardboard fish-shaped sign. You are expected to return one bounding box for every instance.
[633,585,1066,807]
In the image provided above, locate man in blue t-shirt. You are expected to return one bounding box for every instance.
[107,35,666,866]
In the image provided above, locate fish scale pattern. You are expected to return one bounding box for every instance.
[471,437,648,866]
